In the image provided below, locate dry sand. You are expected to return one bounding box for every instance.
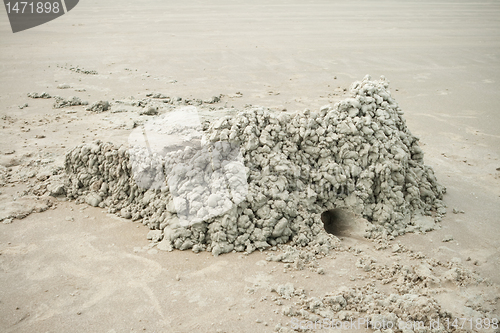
[1,1,499,332]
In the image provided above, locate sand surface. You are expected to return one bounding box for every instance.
[1,1,499,332]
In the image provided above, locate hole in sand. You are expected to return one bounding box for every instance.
[321,208,355,237]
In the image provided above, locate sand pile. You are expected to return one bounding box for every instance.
[64,76,446,255]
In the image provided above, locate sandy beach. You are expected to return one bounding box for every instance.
[1,1,499,332]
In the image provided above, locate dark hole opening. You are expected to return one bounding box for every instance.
[321,208,352,237]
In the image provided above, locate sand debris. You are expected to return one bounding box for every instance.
[86,100,110,113]
[53,96,88,109]
[27,92,51,99]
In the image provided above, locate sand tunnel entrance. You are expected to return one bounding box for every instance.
[321,208,356,237]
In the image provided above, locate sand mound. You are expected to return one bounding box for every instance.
[64,76,446,255]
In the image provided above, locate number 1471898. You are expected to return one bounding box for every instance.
[5,2,61,14]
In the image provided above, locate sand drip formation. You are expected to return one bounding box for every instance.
[64,76,446,255]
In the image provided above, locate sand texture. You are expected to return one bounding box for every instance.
[1,1,499,332]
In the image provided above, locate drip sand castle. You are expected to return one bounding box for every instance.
[64,76,446,255]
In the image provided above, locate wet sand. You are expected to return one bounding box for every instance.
[1,1,499,332]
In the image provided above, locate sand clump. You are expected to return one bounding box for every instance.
[53,96,88,109]
[86,100,110,113]
[27,92,51,99]
[63,76,446,256]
